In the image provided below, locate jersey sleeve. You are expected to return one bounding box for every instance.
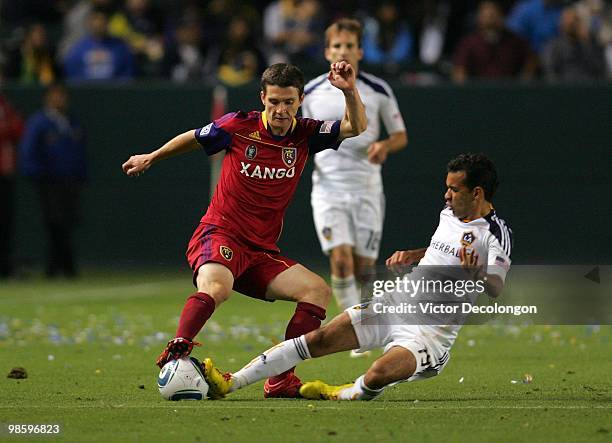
[194,112,235,155]
[307,119,341,154]
[486,234,512,283]
[301,96,312,119]
[380,86,406,135]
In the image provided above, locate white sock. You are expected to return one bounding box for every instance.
[230,335,311,391]
[337,375,385,401]
[331,275,360,310]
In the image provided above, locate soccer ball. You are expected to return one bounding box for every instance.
[157,357,209,400]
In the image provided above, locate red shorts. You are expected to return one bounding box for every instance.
[186,223,298,301]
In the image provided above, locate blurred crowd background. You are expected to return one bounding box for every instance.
[1,0,611,86]
[1,0,610,279]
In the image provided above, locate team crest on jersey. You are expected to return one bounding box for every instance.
[282,147,297,167]
[461,231,475,246]
[322,227,332,241]
[245,144,257,160]
[220,246,233,261]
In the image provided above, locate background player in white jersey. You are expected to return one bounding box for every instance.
[302,19,408,334]
[202,153,513,401]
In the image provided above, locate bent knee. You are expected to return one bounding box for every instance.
[298,277,331,307]
[330,255,354,278]
[330,246,355,275]
[196,279,232,304]
[331,258,354,276]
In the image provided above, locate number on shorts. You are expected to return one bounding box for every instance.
[417,348,431,368]
[366,230,381,251]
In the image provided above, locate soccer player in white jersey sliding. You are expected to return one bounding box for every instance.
[302,20,408,349]
[202,153,513,400]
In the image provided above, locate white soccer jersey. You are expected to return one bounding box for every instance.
[348,205,512,379]
[302,71,406,192]
[420,206,513,281]
[416,206,513,349]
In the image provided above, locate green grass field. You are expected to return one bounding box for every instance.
[1,270,610,442]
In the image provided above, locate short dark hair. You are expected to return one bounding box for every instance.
[447,153,499,200]
[261,63,305,96]
[325,18,363,48]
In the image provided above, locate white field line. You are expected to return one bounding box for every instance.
[0,405,610,410]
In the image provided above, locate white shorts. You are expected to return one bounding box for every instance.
[346,302,451,382]
[311,189,385,259]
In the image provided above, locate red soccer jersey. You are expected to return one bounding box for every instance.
[195,110,341,252]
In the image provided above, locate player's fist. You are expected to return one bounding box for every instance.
[368,142,389,164]
[459,246,478,266]
[122,154,152,177]
[328,61,356,91]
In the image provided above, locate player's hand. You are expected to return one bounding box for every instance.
[459,246,481,278]
[122,154,152,177]
[367,142,389,164]
[386,250,420,272]
[328,61,356,92]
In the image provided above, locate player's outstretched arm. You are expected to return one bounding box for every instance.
[327,61,367,141]
[386,248,427,270]
[122,130,200,177]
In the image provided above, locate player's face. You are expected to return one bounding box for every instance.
[445,171,478,220]
[325,30,363,71]
[260,85,304,136]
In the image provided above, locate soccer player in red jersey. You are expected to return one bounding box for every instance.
[122,62,366,398]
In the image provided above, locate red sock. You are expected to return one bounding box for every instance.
[175,292,216,340]
[270,302,326,382]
